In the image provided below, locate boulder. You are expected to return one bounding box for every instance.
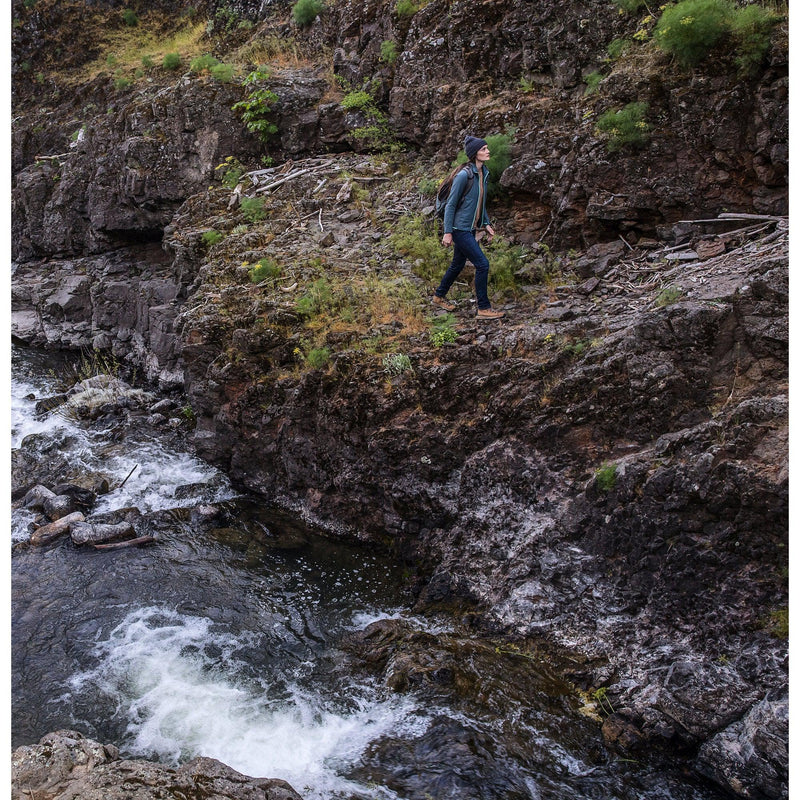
[11,729,303,800]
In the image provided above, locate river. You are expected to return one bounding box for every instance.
[10,345,729,800]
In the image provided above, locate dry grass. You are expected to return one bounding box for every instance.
[64,19,209,85]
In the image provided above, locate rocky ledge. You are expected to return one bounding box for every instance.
[11,730,303,800]
[12,154,788,798]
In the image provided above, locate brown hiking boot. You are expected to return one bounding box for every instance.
[477,308,505,319]
[432,295,456,311]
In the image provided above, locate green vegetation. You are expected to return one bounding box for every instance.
[383,352,413,375]
[215,156,245,188]
[656,286,683,306]
[296,277,334,319]
[162,52,182,70]
[396,0,418,16]
[518,75,537,93]
[121,8,139,26]
[596,102,650,152]
[730,3,779,75]
[232,66,279,143]
[584,71,604,95]
[249,257,282,283]
[655,0,733,67]
[340,85,398,152]
[593,687,615,716]
[190,53,221,73]
[430,313,458,347]
[240,196,267,222]
[652,0,778,71]
[292,0,324,27]
[606,37,631,60]
[611,0,646,12]
[201,229,224,247]
[141,54,154,68]
[388,214,450,283]
[380,40,398,65]
[305,347,331,369]
[210,62,236,82]
[595,463,618,493]
[765,607,788,639]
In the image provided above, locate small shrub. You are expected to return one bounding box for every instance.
[518,75,537,93]
[383,352,413,375]
[249,257,282,283]
[162,52,182,70]
[417,177,438,196]
[388,213,449,283]
[191,53,220,74]
[380,39,398,65]
[596,102,650,152]
[611,0,646,12]
[654,0,734,68]
[765,608,788,639]
[292,0,324,27]
[340,86,397,152]
[595,463,618,493]
[215,156,245,188]
[296,278,333,318]
[656,286,683,306]
[121,8,138,26]
[233,66,279,143]
[201,229,224,247]
[396,0,418,17]
[114,75,132,90]
[584,71,604,95]
[240,196,267,223]
[607,37,631,60]
[730,3,777,75]
[430,313,458,347]
[210,62,236,83]
[306,347,331,369]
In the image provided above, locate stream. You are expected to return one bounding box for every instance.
[11,345,729,800]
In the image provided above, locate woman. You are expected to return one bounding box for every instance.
[432,135,505,319]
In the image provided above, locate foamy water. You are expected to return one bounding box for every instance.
[69,606,425,799]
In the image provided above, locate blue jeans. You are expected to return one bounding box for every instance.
[435,229,491,310]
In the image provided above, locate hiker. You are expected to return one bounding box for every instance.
[432,135,504,319]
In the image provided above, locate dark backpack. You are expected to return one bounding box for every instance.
[434,164,474,221]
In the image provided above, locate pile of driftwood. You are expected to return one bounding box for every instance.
[18,477,155,550]
[605,213,788,296]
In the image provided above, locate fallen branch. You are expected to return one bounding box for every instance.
[93,535,157,550]
[119,464,138,489]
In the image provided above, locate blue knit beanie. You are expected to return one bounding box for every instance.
[464,135,487,160]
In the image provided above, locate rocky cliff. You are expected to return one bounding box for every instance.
[11,0,788,797]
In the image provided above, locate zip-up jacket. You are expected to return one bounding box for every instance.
[443,162,491,234]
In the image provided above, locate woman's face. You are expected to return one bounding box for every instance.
[476,144,491,162]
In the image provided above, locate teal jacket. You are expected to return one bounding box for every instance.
[443,163,491,234]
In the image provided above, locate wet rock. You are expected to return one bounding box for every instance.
[30,512,85,546]
[70,521,136,546]
[11,729,303,800]
[19,484,56,511]
[34,394,69,414]
[42,494,77,521]
[50,484,97,510]
[695,692,788,800]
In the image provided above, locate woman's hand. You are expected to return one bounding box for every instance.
[485,225,495,243]
[442,233,453,247]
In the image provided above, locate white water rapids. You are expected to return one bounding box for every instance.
[11,347,729,800]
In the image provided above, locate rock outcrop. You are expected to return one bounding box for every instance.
[11,730,303,800]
